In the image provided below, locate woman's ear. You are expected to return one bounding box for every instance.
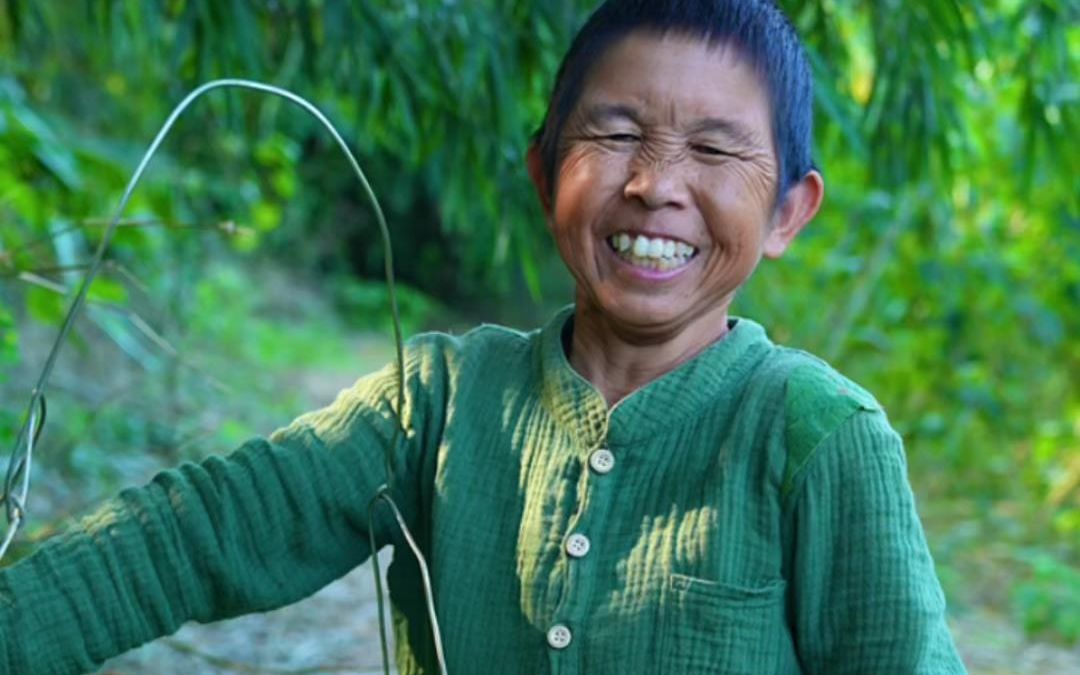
[526,144,553,215]
[763,169,824,259]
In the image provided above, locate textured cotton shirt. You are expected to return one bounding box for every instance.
[0,308,966,674]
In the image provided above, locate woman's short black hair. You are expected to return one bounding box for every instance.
[533,0,815,202]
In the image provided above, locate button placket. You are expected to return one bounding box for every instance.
[548,444,614,660]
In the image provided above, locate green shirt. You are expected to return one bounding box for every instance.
[0,308,966,674]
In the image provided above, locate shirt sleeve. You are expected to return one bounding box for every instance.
[0,351,434,674]
[786,409,968,674]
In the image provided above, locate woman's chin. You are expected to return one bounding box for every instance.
[588,296,694,337]
[579,285,733,344]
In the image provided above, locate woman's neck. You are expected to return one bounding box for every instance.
[567,300,732,406]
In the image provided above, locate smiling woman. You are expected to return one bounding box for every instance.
[532,32,823,403]
[0,1,968,674]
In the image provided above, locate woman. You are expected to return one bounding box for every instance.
[0,1,967,673]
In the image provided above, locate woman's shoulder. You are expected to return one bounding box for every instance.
[744,343,893,496]
[393,321,541,398]
[767,345,880,413]
[403,321,537,363]
[742,342,881,414]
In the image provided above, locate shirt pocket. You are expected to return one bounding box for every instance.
[659,573,788,675]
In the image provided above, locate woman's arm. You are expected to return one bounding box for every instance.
[786,410,967,674]
[0,352,432,674]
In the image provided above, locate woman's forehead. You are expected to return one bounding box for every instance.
[575,31,772,133]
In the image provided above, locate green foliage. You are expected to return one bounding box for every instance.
[0,304,14,375]
[0,305,16,442]
[334,278,446,336]
[0,0,598,299]
[1012,550,1080,643]
[4,1,1068,297]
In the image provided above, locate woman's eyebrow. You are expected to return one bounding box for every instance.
[582,103,643,125]
[687,117,763,147]
[583,104,763,147]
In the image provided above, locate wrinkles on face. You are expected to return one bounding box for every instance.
[706,150,777,217]
[555,120,780,285]
[635,130,691,168]
[563,102,777,200]
[557,117,630,190]
[569,142,771,215]
[553,137,623,241]
[541,32,790,348]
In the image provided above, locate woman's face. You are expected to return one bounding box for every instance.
[534,31,814,341]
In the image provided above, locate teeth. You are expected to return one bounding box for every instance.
[607,232,698,270]
[646,238,664,258]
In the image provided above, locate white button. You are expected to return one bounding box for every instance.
[589,448,615,474]
[547,623,572,649]
[565,533,591,558]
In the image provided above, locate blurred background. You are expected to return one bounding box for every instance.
[0,1,1077,673]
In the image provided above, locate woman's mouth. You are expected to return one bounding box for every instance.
[606,232,699,272]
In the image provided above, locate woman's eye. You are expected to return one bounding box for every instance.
[692,144,731,157]
[604,133,640,143]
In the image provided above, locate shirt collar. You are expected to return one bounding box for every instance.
[538,305,772,448]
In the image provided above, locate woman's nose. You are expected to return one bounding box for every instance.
[622,159,689,210]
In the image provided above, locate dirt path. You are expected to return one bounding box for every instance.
[951,610,1080,674]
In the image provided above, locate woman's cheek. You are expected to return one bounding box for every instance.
[724,160,776,214]
[553,146,598,225]
[554,145,628,227]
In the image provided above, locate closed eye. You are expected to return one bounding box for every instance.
[604,133,641,143]
[691,143,735,157]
